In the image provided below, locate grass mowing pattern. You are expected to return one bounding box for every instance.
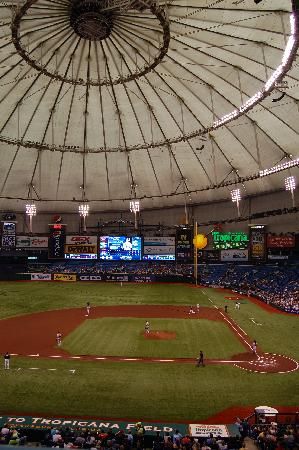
[62,318,244,359]
[1,357,299,421]
[0,283,210,319]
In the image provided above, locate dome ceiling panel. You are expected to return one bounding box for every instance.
[0,0,298,211]
[0,148,38,198]
[53,152,84,201]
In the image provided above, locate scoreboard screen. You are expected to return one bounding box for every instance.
[99,236,142,261]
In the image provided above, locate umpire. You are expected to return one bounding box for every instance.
[196,350,205,367]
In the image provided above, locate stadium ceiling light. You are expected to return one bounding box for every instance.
[129,200,140,213]
[130,200,140,230]
[285,176,296,207]
[25,203,36,233]
[231,189,241,217]
[285,176,296,192]
[79,203,89,232]
[25,203,36,217]
[259,158,299,177]
[78,203,90,217]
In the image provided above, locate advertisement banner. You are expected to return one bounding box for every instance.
[31,273,52,281]
[212,232,249,250]
[16,236,30,248]
[267,235,295,248]
[66,235,97,246]
[48,224,66,259]
[0,415,186,435]
[106,274,129,282]
[132,275,155,283]
[143,255,175,261]
[189,424,229,438]
[1,221,17,250]
[268,254,289,260]
[30,237,48,248]
[176,229,193,262]
[250,227,266,261]
[53,273,76,282]
[205,250,219,262]
[65,254,97,260]
[79,275,103,281]
[221,249,249,262]
[16,236,49,248]
[1,235,16,249]
[143,237,175,256]
[2,221,16,236]
[65,244,97,254]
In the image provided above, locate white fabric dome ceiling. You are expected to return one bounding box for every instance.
[0,0,298,212]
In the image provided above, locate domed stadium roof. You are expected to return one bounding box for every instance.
[0,0,298,212]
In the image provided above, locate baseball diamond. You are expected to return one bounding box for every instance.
[0,0,299,443]
[0,282,298,423]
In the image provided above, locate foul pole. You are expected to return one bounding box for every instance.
[194,221,198,285]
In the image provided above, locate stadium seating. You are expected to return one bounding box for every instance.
[27,261,298,314]
[200,264,299,314]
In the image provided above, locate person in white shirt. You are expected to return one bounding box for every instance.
[145,321,150,334]
[4,352,10,369]
[122,238,132,251]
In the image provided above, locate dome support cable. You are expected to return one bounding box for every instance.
[82,40,92,197]
[260,43,269,80]
[106,38,163,196]
[0,33,78,197]
[31,38,84,194]
[236,67,244,104]
[168,39,291,165]
[100,40,135,194]
[252,121,262,170]
[112,29,182,178]
[109,32,163,194]
[94,41,110,197]
[113,29,211,184]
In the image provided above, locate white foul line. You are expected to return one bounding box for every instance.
[123,358,140,361]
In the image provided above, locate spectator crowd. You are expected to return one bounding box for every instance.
[200,264,299,314]
[27,261,194,277]
[1,420,298,450]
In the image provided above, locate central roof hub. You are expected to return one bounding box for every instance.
[70,0,113,41]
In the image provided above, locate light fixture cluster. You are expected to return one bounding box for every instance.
[285,176,296,192]
[231,189,241,203]
[25,204,37,217]
[212,13,297,130]
[129,200,140,230]
[78,203,90,218]
[129,200,140,213]
[259,158,299,177]
[231,188,241,217]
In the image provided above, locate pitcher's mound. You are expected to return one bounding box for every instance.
[144,330,176,340]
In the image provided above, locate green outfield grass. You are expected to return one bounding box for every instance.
[201,288,299,361]
[62,317,244,359]
[0,357,299,421]
[0,282,298,421]
[0,282,210,319]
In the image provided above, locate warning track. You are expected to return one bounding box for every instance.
[0,305,297,374]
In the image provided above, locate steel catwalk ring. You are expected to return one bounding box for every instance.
[11,0,170,87]
[4,0,299,154]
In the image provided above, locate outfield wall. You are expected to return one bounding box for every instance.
[12,273,194,283]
